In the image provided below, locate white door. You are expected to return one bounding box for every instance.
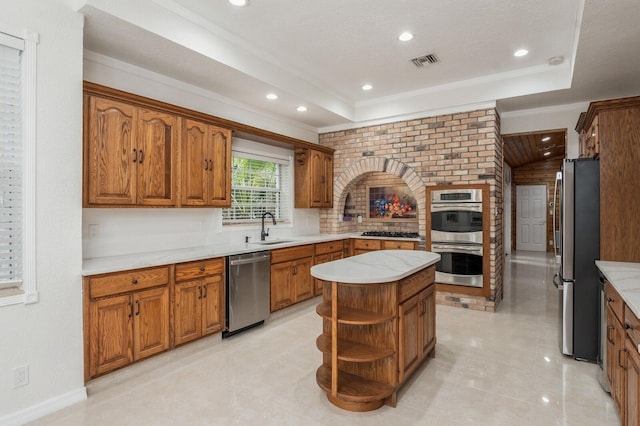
[516,185,547,252]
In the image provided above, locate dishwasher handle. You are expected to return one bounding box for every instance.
[229,253,271,266]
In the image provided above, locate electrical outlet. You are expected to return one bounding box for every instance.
[88,224,99,239]
[12,365,29,388]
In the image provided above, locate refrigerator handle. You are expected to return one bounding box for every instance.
[553,272,563,290]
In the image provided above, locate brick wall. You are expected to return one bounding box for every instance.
[319,109,504,312]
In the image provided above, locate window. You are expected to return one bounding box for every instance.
[222,140,292,225]
[0,28,38,306]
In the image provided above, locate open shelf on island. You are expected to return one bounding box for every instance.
[316,302,395,325]
[315,334,394,362]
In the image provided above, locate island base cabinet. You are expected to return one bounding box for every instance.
[399,285,436,383]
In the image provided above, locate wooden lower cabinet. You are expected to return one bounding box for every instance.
[314,240,345,296]
[85,271,170,381]
[399,282,435,382]
[270,245,314,312]
[351,238,418,256]
[625,337,640,426]
[174,258,225,346]
[606,282,627,422]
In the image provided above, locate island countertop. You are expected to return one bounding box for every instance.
[311,250,441,284]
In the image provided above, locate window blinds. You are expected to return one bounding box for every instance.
[0,39,23,289]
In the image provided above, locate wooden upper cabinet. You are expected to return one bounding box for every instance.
[181,119,232,207]
[86,96,137,205]
[85,96,178,207]
[137,109,178,206]
[294,148,333,208]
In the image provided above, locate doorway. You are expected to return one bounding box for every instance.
[516,184,547,252]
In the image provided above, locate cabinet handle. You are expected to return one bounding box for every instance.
[198,285,202,300]
[135,300,140,316]
[625,323,632,330]
[131,278,138,285]
[208,160,213,171]
[202,284,207,298]
[607,325,614,344]
[199,266,205,272]
[132,148,138,163]
[619,349,628,370]
[138,150,144,163]
[204,158,209,171]
[607,297,614,303]
[128,301,133,318]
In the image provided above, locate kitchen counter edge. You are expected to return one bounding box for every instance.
[596,260,640,318]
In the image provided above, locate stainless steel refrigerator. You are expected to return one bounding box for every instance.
[553,158,600,362]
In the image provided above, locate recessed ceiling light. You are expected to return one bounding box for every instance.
[229,0,248,6]
[548,56,564,66]
[266,93,278,100]
[296,106,307,112]
[544,152,551,156]
[542,136,551,142]
[398,32,414,42]
[361,84,373,91]
[514,49,528,57]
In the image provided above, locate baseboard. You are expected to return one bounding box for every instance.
[0,387,87,426]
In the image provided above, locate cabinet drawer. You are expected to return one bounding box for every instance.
[271,244,314,264]
[382,240,417,250]
[605,281,624,323]
[399,266,435,302]
[175,258,224,282]
[89,266,169,299]
[315,240,344,255]
[353,239,381,250]
[625,306,640,348]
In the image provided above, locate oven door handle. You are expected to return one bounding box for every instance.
[431,243,483,254]
[431,203,482,213]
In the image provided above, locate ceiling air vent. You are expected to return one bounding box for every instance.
[411,53,439,67]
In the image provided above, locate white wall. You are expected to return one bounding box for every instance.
[0,1,85,424]
[500,102,590,159]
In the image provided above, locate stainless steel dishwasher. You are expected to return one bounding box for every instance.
[224,251,271,337]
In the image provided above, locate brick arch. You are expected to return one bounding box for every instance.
[325,157,427,235]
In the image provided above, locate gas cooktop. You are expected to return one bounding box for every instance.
[360,231,419,238]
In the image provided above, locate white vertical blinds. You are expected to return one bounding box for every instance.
[222,149,292,224]
[0,39,23,289]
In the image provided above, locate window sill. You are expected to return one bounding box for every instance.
[0,288,38,307]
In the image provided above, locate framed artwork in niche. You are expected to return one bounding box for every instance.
[366,186,417,221]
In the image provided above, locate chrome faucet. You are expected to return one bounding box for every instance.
[261,212,276,241]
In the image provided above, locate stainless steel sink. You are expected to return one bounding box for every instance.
[252,239,296,245]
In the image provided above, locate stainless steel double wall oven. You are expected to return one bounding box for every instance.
[430,188,484,288]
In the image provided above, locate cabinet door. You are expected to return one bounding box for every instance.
[607,306,626,418]
[137,109,178,206]
[271,261,294,312]
[174,280,203,346]
[202,274,224,335]
[206,125,231,207]
[420,286,436,356]
[293,257,314,303]
[626,338,640,426]
[313,253,331,296]
[399,293,420,383]
[87,97,137,205]
[89,294,133,377]
[181,119,208,206]
[309,150,332,207]
[133,287,169,360]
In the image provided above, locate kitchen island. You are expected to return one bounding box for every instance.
[311,250,440,412]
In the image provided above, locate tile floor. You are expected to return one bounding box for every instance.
[32,251,619,425]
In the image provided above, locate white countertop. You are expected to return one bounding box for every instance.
[82,233,421,276]
[596,260,640,318]
[310,250,440,284]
